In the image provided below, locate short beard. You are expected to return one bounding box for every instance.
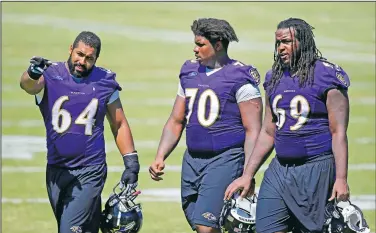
[280,51,301,72]
[67,54,93,78]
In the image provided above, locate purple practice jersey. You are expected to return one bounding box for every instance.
[179,59,260,153]
[37,62,121,168]
[263,60,350,159]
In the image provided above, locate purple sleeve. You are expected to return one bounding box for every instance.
[179,60,195,79]
[262,70,278,122]
[316,62,350,98]
[231,65,261,95]
[99,69,122,92]
[108,72,122,91]
[262,70,273,93]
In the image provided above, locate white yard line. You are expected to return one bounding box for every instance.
[1,135,374,160]
[2,188,375,210]
[1,135,185,160]
[2,13,375,64]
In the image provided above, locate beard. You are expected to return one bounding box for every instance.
[67,54,94,78]
[279,51,301,70]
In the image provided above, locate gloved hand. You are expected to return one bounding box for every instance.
[27,56,54,80]
[120,151,140,192]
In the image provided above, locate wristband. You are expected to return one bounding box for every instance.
[122,151,140,173]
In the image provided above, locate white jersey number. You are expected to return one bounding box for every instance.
[272,94,310,131]
[185,88,220,127]
[51,96,99,135]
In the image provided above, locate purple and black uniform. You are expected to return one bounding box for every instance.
[256,60,350,233]
[37,62,120,233]
[179,59,261,229]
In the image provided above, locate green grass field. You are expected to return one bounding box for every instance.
[2,2,375,232]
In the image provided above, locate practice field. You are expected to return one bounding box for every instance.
[2,2,375,232]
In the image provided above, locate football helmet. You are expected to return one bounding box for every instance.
[100,182,143,233]
[219,193,257,233]
[323,200,370,233]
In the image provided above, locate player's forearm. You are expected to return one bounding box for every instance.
[326,89,349,180]
[243,130,260,168]
[155,120,184,161]
[113,121,136,155]
[243,128,274,178]
[332,132,348,180]
[19,71,44,95]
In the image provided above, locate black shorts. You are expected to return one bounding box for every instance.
[46,163,107,233]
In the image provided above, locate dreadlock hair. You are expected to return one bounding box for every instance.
[72,31,101,58]
[191,18,239,51]
[269,18,324,91]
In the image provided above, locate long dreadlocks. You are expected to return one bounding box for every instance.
[191,18,239,51]
[269,18,324,91]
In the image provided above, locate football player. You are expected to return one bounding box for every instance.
[149,18,263,233]
[225,18,351,233]
[19,31,140,233]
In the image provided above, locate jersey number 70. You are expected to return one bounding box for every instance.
[185,88,220,127]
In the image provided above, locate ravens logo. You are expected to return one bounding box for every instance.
[249,68,260,85]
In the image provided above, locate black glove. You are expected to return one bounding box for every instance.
[120,151,140,191]
[27,56,53,80]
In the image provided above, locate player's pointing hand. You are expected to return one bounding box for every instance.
[28,56,55,80]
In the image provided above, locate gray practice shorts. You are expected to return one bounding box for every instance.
[256,153,335,233]
[181,147,245,230]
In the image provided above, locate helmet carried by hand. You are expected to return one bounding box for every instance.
[219,193,257,233]
[100,183,143,233]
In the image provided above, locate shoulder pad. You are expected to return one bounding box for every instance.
[262,69,273,93]
[96,66,115,75]
[248,67,261,85]
[96,66,117,81]
[95,66,121,91]
[230,61,261,85]
[43,62,64,79]
[183,59,200,67]
[179,60,199,79]
[319,59,343,72]
[316,60,350,90]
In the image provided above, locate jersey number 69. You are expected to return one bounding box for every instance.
[272,94,310,131]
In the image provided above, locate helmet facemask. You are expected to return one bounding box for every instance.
[100,182,143,233]
[219,193,257,233]
[324,201,370,233]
